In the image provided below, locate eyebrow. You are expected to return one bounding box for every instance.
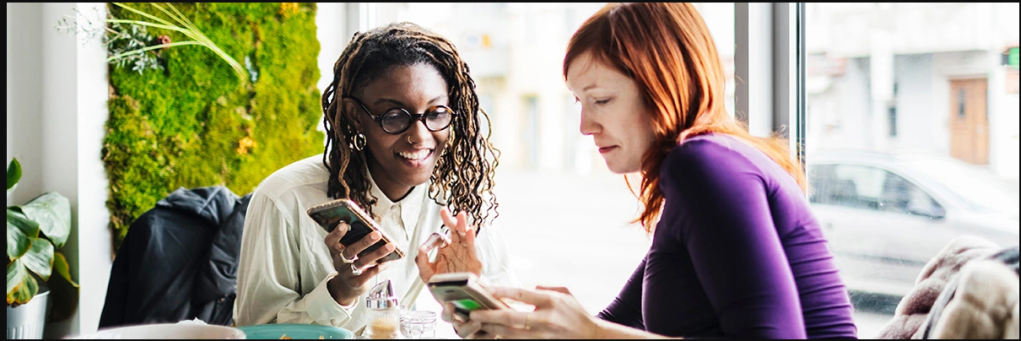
[373,95,447,107]
[581,83,600,92]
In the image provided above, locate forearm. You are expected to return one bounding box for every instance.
[593,319,678,339]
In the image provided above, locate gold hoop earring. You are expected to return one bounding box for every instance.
[349,133,366,151]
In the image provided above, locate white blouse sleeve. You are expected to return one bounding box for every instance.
[234,191,355,326]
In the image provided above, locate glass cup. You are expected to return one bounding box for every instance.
[400,310,437,339]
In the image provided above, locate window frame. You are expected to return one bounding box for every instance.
[734,3,807,176]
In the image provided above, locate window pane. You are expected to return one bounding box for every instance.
[806,3,1020,338]
[380,3,734,335]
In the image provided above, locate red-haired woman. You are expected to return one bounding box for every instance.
[438,3,858,339]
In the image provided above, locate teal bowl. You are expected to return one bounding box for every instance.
[236,324,354,339]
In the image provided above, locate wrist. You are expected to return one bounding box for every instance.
[327,276,357,306]
[589,318,614,339]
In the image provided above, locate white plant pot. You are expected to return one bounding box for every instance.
[6,288,50,339]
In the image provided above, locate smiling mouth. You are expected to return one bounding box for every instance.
[397,149,433,161]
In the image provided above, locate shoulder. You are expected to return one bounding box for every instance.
[250,154,331,213]
[661,134,762,186]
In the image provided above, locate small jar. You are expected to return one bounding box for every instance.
[364,280,404,339]
[400,310,437,339]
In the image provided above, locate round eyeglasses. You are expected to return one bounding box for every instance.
[346,96,456,135]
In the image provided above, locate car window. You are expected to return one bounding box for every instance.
[878,172,944,218]
[810,164,884,210]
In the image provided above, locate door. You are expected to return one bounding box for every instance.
[949,78,989,165]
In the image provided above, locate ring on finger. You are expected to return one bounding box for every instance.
[524,312,531,331]
[350,263,363,275]
[338,250,357,264]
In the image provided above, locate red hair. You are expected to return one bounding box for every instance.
[563,3,807,232]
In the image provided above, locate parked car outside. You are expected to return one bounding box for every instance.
[807,150,1019,301]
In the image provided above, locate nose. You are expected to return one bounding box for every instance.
[405,120,434,147]
[579,106,599,136]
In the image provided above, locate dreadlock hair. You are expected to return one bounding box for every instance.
[320,22,500,232]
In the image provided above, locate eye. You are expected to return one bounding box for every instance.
[594,98,612,105]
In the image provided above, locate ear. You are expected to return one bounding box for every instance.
[339,97,364,133]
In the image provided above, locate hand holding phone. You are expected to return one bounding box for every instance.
[428,272,510,323]
[307,199,405,263]
[311,199,405,306]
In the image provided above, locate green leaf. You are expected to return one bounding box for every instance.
[52,252,78,288]
[7,158,21,190]
[7,260,39,306]
[7,257,24,295]
[21,192,72,248]
[22,238,54,281]
[7,208,39,260]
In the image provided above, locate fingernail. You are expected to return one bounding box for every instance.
[369,232,380,241]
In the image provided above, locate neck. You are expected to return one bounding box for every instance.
[367,158,414,202]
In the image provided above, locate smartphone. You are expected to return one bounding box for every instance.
[306,199,405,263]
[427,272,510,321]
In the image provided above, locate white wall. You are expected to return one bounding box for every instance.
[893,54,938,153]
[7,3,112,338]
[7,3,44,205]
[69,3,113,337]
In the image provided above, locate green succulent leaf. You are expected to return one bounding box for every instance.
[21,192,72,248]
[22,238,54,281]
[7,158,22,191]
[52,252,78,288]
[7,208,39,261]
[7,257,24,295]
[7,259,39,306]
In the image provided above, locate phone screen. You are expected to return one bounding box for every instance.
[451,299,483,311]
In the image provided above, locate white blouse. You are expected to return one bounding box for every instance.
[233,154,517,332]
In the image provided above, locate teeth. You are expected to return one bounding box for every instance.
[399,150,430,160]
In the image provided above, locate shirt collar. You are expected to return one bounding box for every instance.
[365,166,427,233]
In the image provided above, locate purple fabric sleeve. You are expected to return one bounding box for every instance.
[596,134,857,339]
[661,138,806,338]
[596,258,646,330]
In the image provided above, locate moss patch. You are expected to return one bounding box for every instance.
[103,3,324,251]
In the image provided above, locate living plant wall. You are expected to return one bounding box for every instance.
[103,2,324,251]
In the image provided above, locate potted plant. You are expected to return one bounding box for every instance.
[7,158,78,339]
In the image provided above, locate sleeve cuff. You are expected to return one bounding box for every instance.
[304,272,356,323]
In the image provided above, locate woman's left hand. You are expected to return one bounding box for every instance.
[415,207,483,283]
[469,286,601,339]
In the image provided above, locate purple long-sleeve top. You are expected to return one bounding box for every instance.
[597,134,857,339]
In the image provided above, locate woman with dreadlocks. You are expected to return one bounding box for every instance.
[234,22,517,334]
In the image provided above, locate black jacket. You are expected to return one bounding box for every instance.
[99,186,252,328]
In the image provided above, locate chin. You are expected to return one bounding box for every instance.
[603,158,641,174]
[407,171,435,186]
[603,160,627,174]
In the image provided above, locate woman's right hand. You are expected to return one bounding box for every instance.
[323,221,396,306]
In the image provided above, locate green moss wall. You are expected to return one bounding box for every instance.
[103,3,324,251]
